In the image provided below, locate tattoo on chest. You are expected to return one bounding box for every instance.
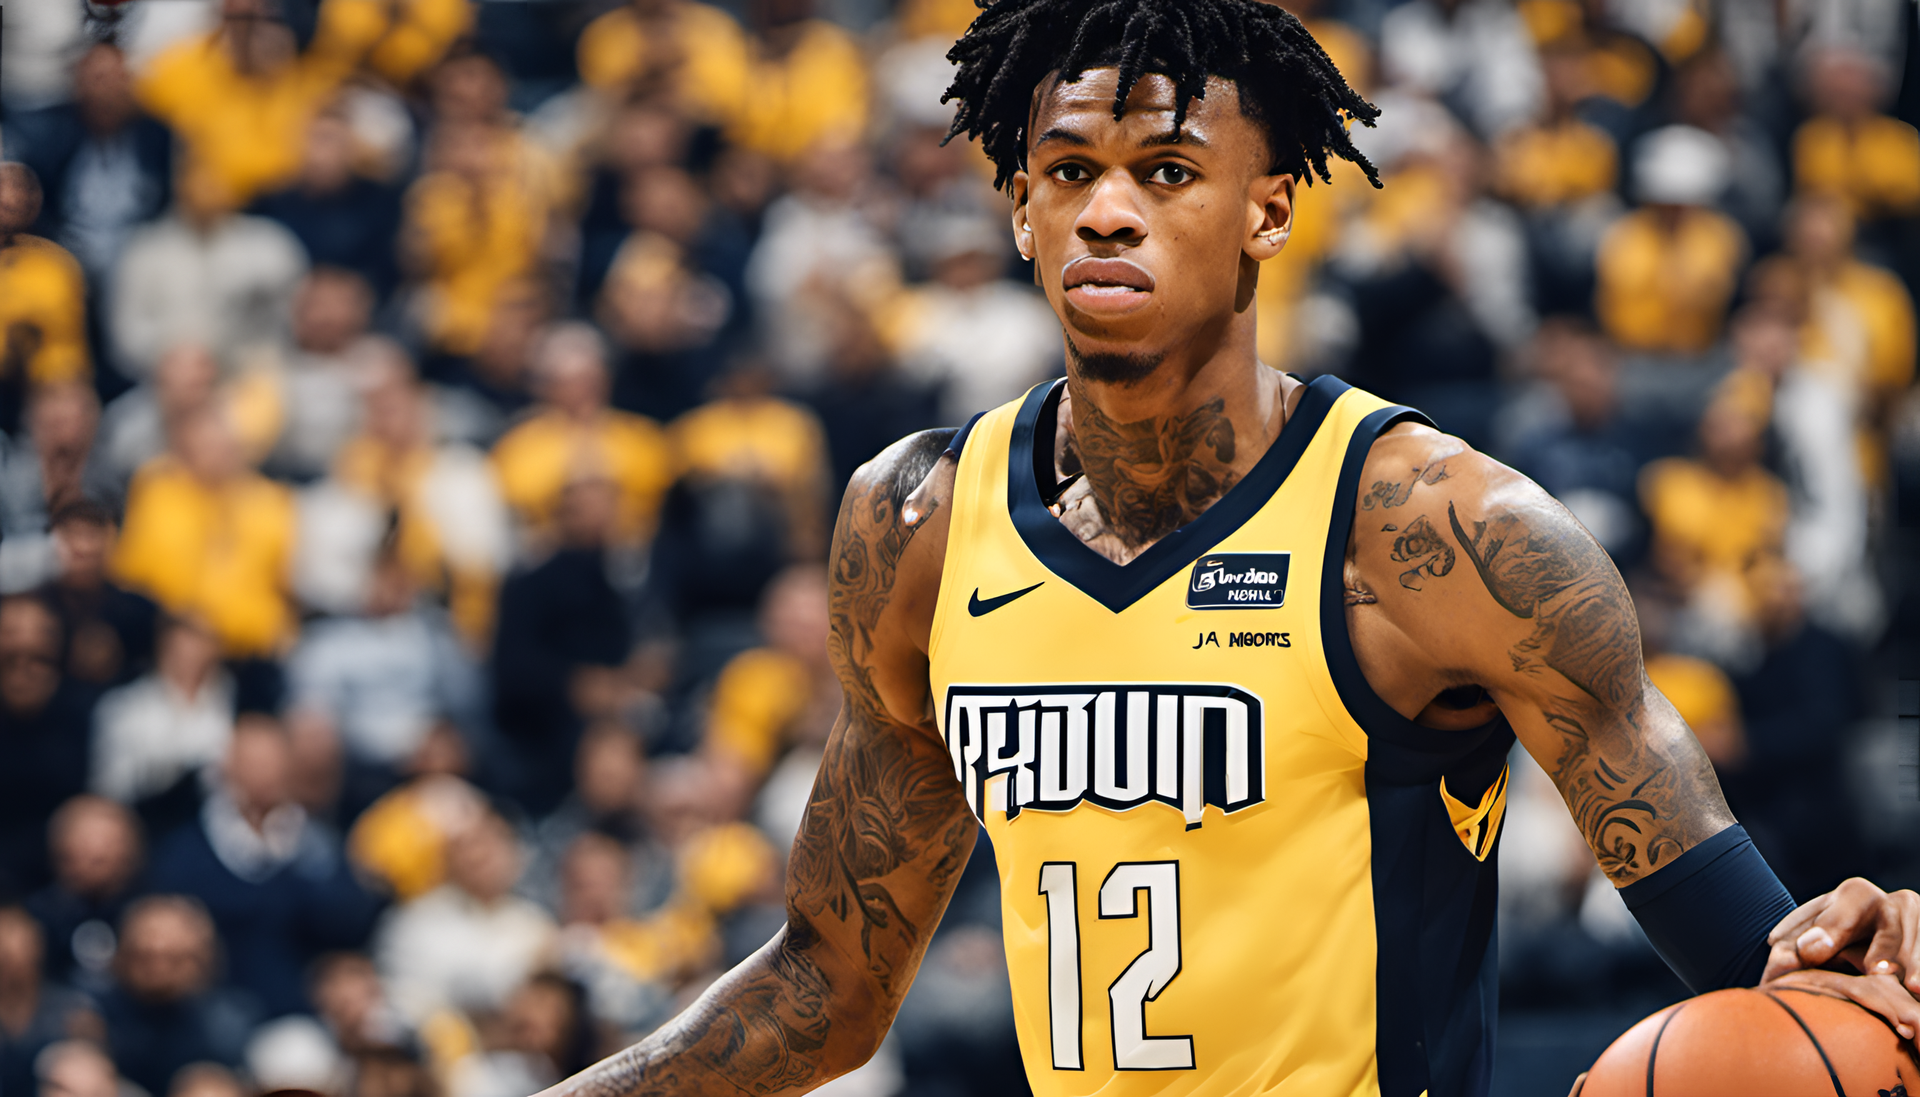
[1073,396,1239,551]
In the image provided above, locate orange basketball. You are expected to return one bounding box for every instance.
[1580,986,1919,1096]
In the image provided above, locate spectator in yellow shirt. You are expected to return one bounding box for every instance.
[1596,126,1747,355]
[1792,47,1920,226]
[703,565,834,778]
[1780,195,1916,486]
[727,0,869,161]
[1637,594,1744,769]
[667,362,831,559]
[491,323,673,546]
[1783,195,1916,402]
[1639,386,1789,616]
[361,0,473,88]
[1494,45,1618,210]
[322,344,512,646]
[402,56,565,356]
[575,0,752,126]
[135,0,377,207]
[112,407,298,658]
[1514,0,1665,110]
[0,164,91,422]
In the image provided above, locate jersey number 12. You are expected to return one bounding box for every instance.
[1038,860,1195,1072]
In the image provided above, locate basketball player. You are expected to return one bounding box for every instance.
[538,1,1920,1093]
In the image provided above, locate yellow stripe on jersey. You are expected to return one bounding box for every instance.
[1441,766,1510,862]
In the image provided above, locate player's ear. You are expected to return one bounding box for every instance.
[1010,170,1035,262]
[1245,172,1295,262]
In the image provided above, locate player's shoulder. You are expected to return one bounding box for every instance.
[841,428,957,521]
[1348,417,1542,545]
[829,429,959,719]
[832,428,959,599]
[1354,418,1473,501]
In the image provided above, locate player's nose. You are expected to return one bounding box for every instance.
[1074,169,1147,246]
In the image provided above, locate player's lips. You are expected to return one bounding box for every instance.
[1061,257,1155,314]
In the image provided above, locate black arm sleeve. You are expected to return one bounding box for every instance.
[1619,824,1798,993]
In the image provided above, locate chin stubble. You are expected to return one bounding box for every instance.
[1064,335,1166,386]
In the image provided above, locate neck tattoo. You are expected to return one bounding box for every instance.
[1059,393,1247,555]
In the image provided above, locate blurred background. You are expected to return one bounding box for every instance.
[0,0,1916,1092]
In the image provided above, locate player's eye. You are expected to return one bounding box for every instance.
[1049,163,1091,183]
[1147,164,1194,186]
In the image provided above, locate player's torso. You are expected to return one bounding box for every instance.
[929,377,1446,1097]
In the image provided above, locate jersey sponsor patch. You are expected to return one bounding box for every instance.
[943,684,1265,830]
[1186,553,1290,609]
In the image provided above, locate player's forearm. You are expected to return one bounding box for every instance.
[1546,685,1736,885]
[538,924,882,1097]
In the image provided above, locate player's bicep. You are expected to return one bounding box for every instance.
[1440,476,1645,709]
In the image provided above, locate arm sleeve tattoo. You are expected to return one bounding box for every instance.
[545,432,975,1097]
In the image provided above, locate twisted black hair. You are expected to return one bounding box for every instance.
[943,0,1381,192]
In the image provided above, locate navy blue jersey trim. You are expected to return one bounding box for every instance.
[1330,400,1508,1096]
[1008,374,1349,614]
[1317,404,1521,782]
[1365,777,1503,1096]
[945,411,987,464]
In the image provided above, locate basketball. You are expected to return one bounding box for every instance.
[1579,986,1920,1096]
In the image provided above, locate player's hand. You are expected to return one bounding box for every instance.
[1762,878,1920,998]
[1767,969,1920,1043]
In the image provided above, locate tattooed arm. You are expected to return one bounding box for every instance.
[1347,423,1920,1018]
[539,433,973,1097]
[1343,424,1732,884]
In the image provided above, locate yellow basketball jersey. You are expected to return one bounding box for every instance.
[927,377,1515,1097]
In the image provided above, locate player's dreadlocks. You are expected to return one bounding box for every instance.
[943,0,1381,193]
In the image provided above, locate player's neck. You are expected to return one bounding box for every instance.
[1055,338,1294,563]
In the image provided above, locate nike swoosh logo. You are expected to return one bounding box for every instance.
[968,582,1045,617]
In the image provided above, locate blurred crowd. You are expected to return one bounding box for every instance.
[0,0,1917,1091]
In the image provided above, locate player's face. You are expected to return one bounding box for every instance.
[1011,70,1294,378]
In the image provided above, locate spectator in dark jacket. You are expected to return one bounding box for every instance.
[491,478,631,815]
[146,719,383,1018]
[25,796,143,991]
[1727,556,1864,899]
[1,42,172,289]
[252,110,403,303]
[0,597,96,895]
[95,895,255,1096]
[1503,322,1670,571]
[0,907,95,1097]
[39,498,157,689]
